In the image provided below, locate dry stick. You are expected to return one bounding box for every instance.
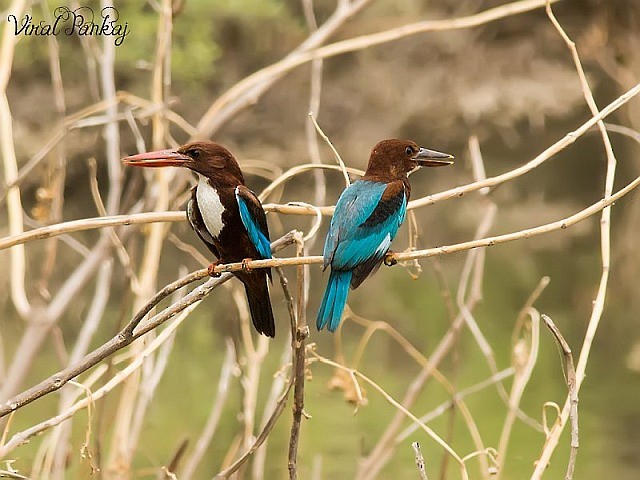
[356,186,494,480]
[1,161,638,305]
[310,351,470,480]
[196,168,635,280]
[180,340,236,480]
[452,139,501,478]
[195,0,558,139]
[0,92,192,204]
[259,164,363,203]
[408,84,637,212]
[288,233,309,480]
[0,211,186,251]
[604,123,640,143]
[0,303,196,458]
[45,259,114,477]
[0,268,208,423]
[302,0,327,212]
[233,285,270,480]
[251,343,291,480]
[1,0,31,319]
[0,233,297,420]
[344,310,488,474]
[213,253,301,480]
[446,150,495,479]
[396,169,639,263]
[87,157,139,290]
[531,4,619,477]
[195,0,373,138]
[213,378,294,480]
[309,113,350,187]
[109,1,174,471]
[541,314,578,480]
[495,309,541,479]
[210,167,640,273]
[38,2,67,298]
[397,369,516,443]
[412,442,429,480]
[3,80,639,254]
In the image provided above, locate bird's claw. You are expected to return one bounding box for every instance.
[384,252,397,267]
[208,261,222,277]
[241,258,252,271]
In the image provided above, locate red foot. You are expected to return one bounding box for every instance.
[241,258,253,272]
[208,260,222,277]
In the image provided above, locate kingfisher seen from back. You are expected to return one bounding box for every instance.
[317,139,454,332]
[122,141,276,337]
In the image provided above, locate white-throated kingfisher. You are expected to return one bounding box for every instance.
[122,141,276,337]
[317,139,454,332]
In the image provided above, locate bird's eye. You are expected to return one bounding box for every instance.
[189,149,200,159]
[405,146,414,156]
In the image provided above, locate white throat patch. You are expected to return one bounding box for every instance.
[196,174,225,238]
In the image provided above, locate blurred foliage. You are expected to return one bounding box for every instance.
[2,0,640,478]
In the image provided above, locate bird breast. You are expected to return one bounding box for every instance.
[196,176,225,238]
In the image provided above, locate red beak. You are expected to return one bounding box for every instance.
[121,149,192,167]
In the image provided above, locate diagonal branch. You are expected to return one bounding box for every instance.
[0,233,297,419]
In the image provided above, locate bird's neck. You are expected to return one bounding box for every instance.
[196,172,244,190]
[362,171,409,184]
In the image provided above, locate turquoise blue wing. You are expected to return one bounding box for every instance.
[324,180,406,271]
[235,185,272,260]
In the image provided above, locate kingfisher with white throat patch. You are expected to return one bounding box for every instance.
[317,139,454,332]
[122,141,276,337]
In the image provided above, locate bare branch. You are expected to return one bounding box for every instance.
[0,233,297,419]
[541,314,578,480]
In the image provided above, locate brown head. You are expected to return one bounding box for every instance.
[122,141,245,186]
[363,139,453,182]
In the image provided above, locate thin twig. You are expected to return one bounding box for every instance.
[3,81,639,253]
[310,350,470,480]
[302,0,327,213]
[412,442,429,480]
[496,309,541,478]
[195,0,560,139]
[531,4,619,477]
[541,314,578,480]
[212,252,301,479]
[287,233,309,480]
[397,369,516,443]
[0,233,297,419]
[0,303,196,457]
[308,113,350,187]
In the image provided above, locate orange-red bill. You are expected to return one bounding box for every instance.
[121,149,191,167]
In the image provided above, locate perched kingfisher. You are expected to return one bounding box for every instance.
[122,141,276,337]
[317,139,454,332]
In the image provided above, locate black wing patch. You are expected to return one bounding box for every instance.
[351,256,384,289]
[360,182,405,229]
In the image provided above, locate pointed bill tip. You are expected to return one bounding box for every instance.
[121,149,191,167]
[415,147,454,167]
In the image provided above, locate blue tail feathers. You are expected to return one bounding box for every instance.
[317,270,352,332]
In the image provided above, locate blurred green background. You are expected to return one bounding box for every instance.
[2,0,640,478]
